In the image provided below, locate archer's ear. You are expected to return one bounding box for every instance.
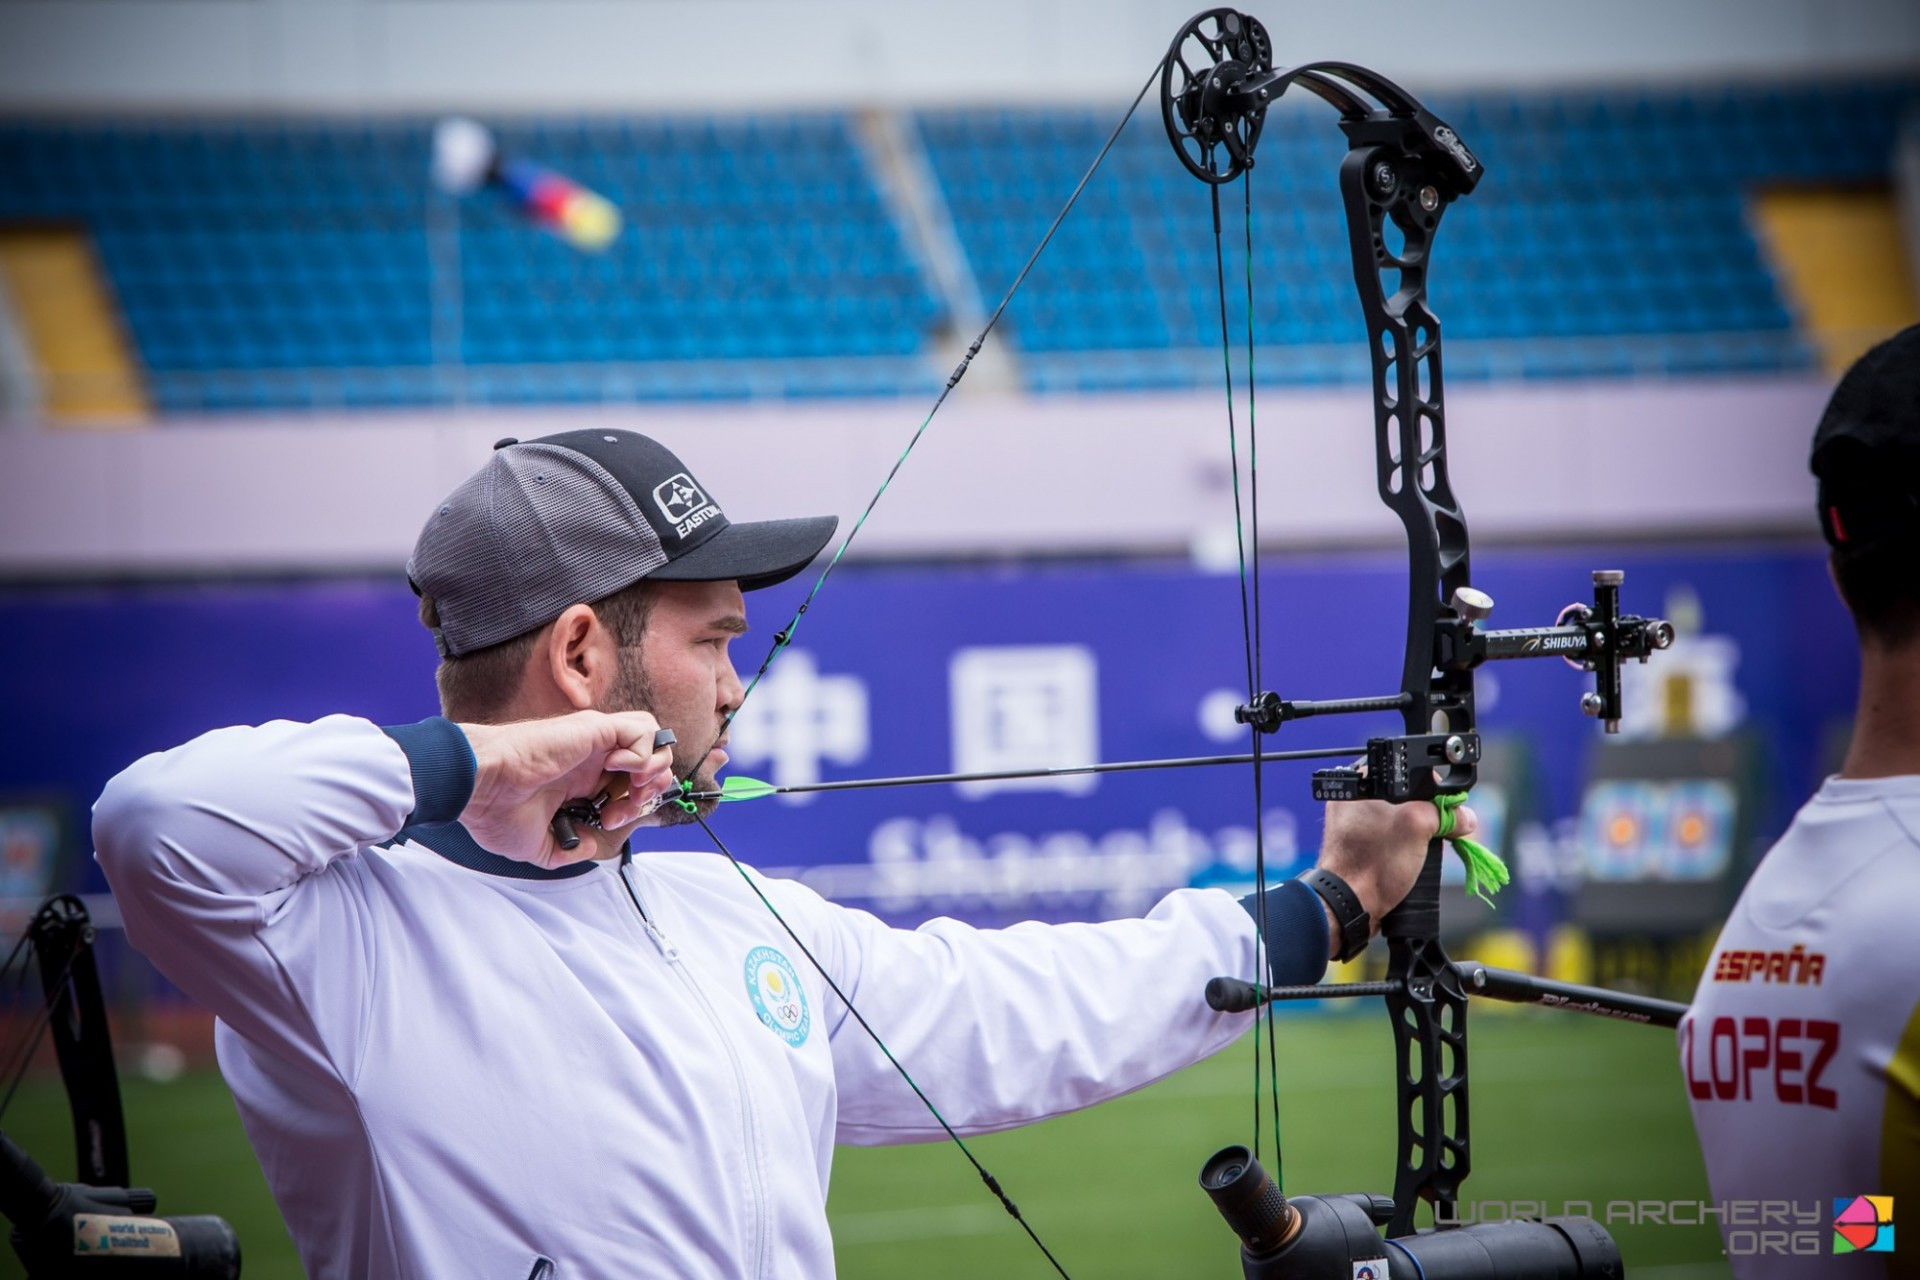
[543,603,617,711]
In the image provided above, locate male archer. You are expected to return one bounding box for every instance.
[95,428,1463,1279]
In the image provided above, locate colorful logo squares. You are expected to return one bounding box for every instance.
[1833,1195,1894,1254]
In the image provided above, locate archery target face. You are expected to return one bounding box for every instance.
[1580,781,1658,880]
[1665,780,1735,879]
[1578,778,1736,881]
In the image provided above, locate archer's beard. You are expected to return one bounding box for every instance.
[602,652,721,826]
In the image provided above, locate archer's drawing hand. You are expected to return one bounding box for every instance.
[458,712,677,868]
[1318,796,1477,934]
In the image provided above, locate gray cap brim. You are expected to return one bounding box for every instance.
[645,514,839,592]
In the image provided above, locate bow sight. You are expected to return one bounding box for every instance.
[1164,8,1679,1275]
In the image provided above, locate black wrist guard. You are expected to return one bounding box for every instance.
[1300,867,1371,963]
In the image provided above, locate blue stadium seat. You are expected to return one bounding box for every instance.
[914,77,1915,391]
[0,78,1911,411]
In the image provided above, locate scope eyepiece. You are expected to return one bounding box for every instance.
[1200,1146,1298,1254]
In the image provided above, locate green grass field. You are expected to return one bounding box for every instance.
[3,1011,1727,1279]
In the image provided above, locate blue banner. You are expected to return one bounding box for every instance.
[0,543,1855,930]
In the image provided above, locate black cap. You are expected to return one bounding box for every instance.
[408,429,837,657]
[1812,324,1920,551]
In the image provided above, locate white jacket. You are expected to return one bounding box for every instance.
[95,715,1275,1280]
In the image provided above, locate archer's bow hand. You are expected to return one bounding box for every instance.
[460,711,677,868]
[1318,796,1477,940]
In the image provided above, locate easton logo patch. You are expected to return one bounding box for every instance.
[743,946,810,1047]
[652,472,721,539]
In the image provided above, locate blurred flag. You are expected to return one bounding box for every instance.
[431,116,621,252]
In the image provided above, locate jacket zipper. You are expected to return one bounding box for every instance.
[616,855,771,1279]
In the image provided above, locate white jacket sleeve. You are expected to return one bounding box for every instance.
[757,873,1263,1144]
[92,715,420,1084]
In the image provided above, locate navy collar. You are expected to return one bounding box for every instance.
[395,822,600,881]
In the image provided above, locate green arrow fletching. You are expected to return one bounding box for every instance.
[716,776,779,802]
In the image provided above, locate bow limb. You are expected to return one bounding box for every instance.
[1,895,130,1189]
[1335,110,1479,1237]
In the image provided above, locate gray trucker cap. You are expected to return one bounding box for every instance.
[409,429,838,657]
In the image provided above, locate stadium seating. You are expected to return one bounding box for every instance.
[0,115,944,410]
[919,77,1917,393]
[0,76,1912,411]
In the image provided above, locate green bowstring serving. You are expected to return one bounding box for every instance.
[1434,792,1508,905]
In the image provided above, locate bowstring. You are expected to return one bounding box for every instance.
[690,66,1162,778]
[675,66,1169,1280]
[0,928,81,1127]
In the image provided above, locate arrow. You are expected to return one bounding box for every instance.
[687,744,1370,803]
[693,757,1506,903]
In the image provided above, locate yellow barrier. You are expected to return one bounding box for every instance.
[0,227,148,424]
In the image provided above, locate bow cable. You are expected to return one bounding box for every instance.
[1207,162,1287,1181]
[1242,168,1287,1185]
[0,922,82,1125]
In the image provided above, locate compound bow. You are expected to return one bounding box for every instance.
[1158,12,1683,1276]
[0,896,243,1276]
[661,9,1689,1275]
[3,14,1685,1276]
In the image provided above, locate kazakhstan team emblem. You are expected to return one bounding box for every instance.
[744,946,811,1047]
